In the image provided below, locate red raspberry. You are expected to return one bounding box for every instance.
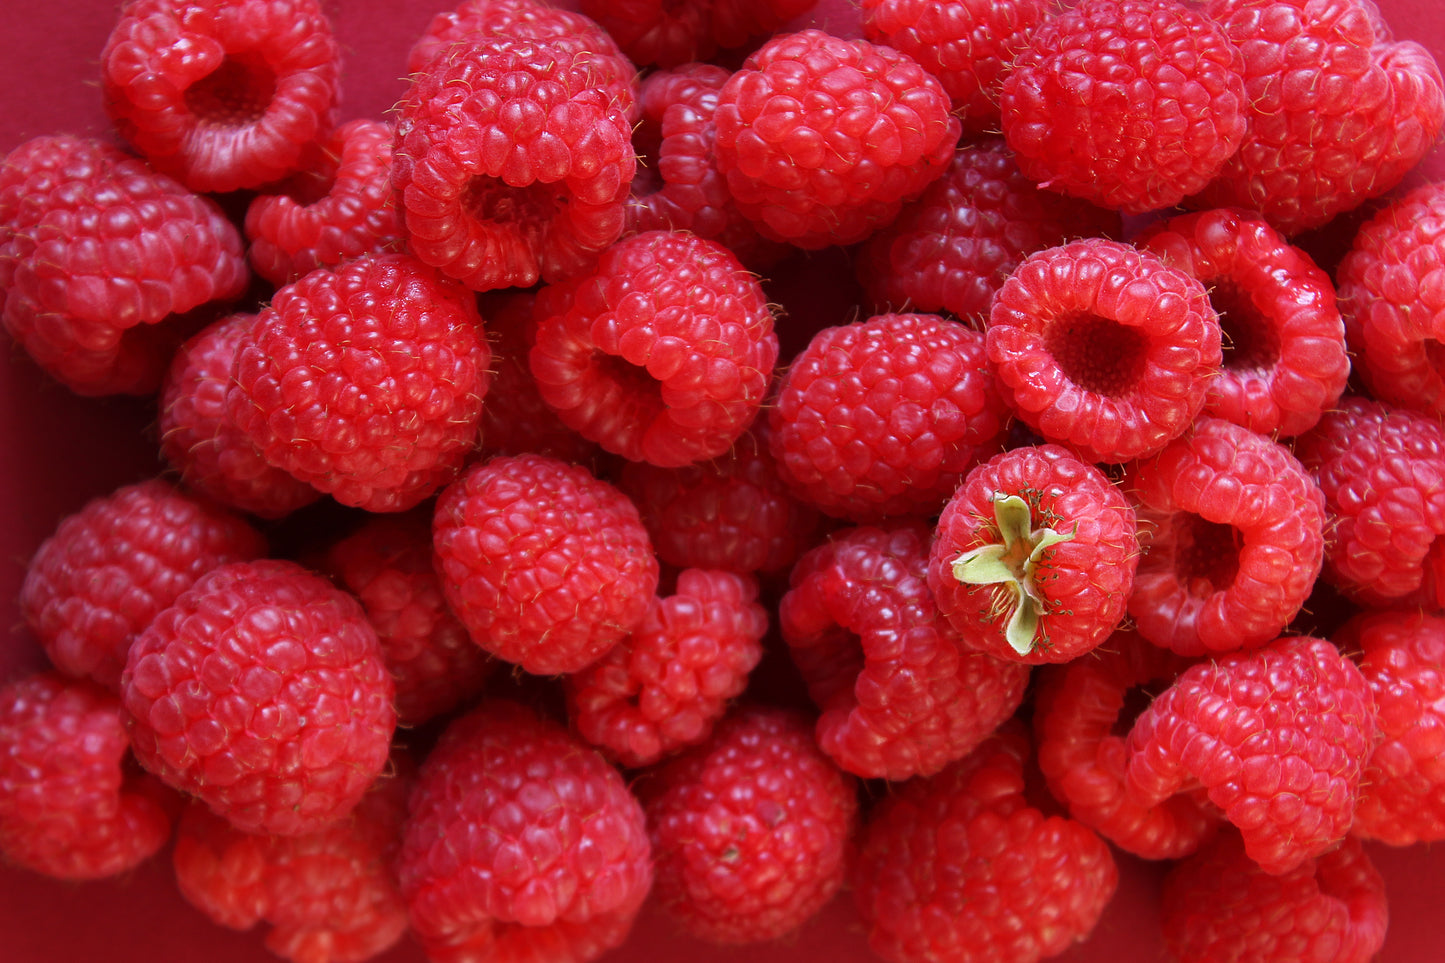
[432,454,659,676]
[780,523,1031,780]
[1001,0,1247,214]
[579,0,816,68]
[565,569,767,769]
[393,36,636,292]
[398,700,652,963]
[0,672,172,880]
[714,29,961,249]
[854,138,1120,321]
[986,238,1222,464]
[244,119,405,286]
[121,559,397,837]
[1123,417,1327,657]
[851,725,1117,963]
[928,444,1140,664]
[20,478,265,691]
[1138,208,1349,438]
[226,253,491,513]
[0,134,248,396]
[1124,634,1377,875]
[100,0,341,194]
[1196,0,1445,234]
[641,705,858,945]
[1162,830,1388,963]
[530,230,778,468]
[768,312,1009,522]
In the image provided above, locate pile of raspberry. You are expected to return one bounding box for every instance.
[2,1,1444,962]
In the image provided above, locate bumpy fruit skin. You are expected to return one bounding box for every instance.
[21,478,266,691]
[1125,634,1377,875]
[121,559,397,837]
[227,253,491,513]
[642,706,858,945]
[432,454,659,676]
[100,0,341,194]
[714,29,961,249]
[852,725,1118,963]
[0,672,173,880]
[398,700,653,963]
[781,523,1031,780]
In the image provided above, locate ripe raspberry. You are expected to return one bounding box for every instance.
[1162,830,1388,963]
[1195,0,1445,234]
[714,29,961,249]
[100,0,341,194]
[1138,207,1349,438]
[0,134,248,396]
[0,672,172,880]
[398,700,652,963]
[530,230,778,467]
[780,523,1031,780]
[986,238,1222,464]
[20,478,265,691]
[854,138,1120,321]
[160,313,322,519]
[851,725,1117,963]
[432,454,659,676]
[226,253,491,513]
[1000,0,1247,214]
[392,36,636,292]
[121,559,397,837]
[641,705,858,945]
[244,119,405,286]
[1123,417,1327,657]
[1124,634,1377,875]
[579,0,815,68]
[929,444,1139,664]
[565,569,767,769]
[768,312,1009,522]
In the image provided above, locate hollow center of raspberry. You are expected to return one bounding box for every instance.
[1211,281,1280,374]
[1171,515,1241,596]
[185,54,277,127]
[463,177,559,228]
[1045,314,1147,396]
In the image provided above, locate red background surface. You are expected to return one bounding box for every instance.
[1,2,1443,961]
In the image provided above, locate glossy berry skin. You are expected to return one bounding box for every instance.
[100,0,341,194]
[227,253,491,514]
[641,705,858,945]
[0,672,173,880]
[121,559,397,837]
[1125,634,1377,875]
[432,454,659,676]
[398,700,653,963]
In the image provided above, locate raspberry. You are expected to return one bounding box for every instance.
[1001,0,1247,214]
[1196,0,1445,234]
[0,134,248,396]
[393,36,636,292]
[780,523,1031,780]
[529,230,778,467]
[580,0,816,68]
[851,725,1117,963]
[1124,634,1377,875]
[566,569,767,769]
[768,312,1009,522]
[714,29,961,249]
[986,238,1222,464]
[398,700,652,963]
[100,0,341,194]
[928,444,1140,663]
[226,253,492,513]
[432,454,659,676]
[20,478,265,691]
[121,559,397,837]
[0,672,172,880]
[1138,207,1349,438]
[641,705,858,945]
[1123,417,1327,657]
